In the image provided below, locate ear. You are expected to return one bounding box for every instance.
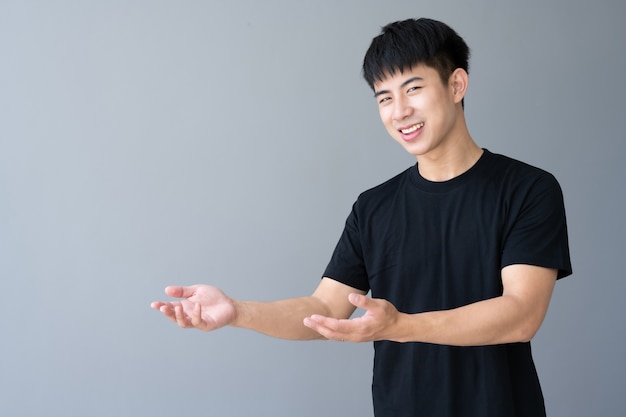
[449,68,469,104]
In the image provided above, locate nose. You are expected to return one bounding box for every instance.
[392,95,413,121]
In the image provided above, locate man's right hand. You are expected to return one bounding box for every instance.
[151,285,237,331]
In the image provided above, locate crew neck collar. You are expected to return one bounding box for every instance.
[408,149,492,193]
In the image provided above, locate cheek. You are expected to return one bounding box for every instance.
[378,109,394,130]
[377,107,387,122]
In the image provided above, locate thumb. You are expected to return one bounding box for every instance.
[348,293,371,309]
[165,285,197,299]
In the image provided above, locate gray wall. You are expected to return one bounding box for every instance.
[1,1,624,416]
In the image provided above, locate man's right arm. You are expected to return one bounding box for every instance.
[151,277,365,341]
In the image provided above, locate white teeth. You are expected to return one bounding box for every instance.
[401,123,424,134]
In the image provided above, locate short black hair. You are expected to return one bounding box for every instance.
[362,18,470,90]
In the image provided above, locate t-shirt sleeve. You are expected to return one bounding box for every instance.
[323,202,371,292]
[500,172,572,279]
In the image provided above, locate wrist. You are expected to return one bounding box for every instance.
[388,312,421,343]
[230,299,251,328]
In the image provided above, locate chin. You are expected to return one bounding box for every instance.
[400,142,430,157]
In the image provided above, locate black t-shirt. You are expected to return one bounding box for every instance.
[323,149,572,417]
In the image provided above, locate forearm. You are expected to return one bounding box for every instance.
[392,294,543,346]
[232,297,331,340]
[388,266,558,346]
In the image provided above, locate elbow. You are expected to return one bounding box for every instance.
[512,319,543,343]
[516,329,536,344]
[502,293,551,344]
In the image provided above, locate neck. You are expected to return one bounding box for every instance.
[416,138,483,182]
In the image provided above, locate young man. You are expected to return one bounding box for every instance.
[152,18,572,417]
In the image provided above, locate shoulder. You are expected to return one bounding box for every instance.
[487,151,552,177]
[485,151,568,234]
[354,166,414,209]
[484,151,562,193]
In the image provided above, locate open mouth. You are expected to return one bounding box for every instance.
[400,122,424,134]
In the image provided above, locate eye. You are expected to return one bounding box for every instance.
[407,86,422,93]
[378,96,391,104]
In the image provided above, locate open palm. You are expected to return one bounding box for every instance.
[151,284,237,331]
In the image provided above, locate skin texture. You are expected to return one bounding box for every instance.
[151,278,365,340]
[151,65,558,346]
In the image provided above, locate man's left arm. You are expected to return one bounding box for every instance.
[303,264,557,345]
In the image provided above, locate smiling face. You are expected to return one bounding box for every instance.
[374,64,469,160]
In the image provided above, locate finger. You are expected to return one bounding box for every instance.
[190,302,205,330]
[174,304,190,328]
[304,316,348,341]
[307,314,340,329]
[152,301,177,311]
[348,293,373,309]
[165,285,197,299]
[155,303,178,322]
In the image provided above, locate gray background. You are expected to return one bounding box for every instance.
[1,0,624,416]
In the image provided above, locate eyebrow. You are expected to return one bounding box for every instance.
[373,76,424,98]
